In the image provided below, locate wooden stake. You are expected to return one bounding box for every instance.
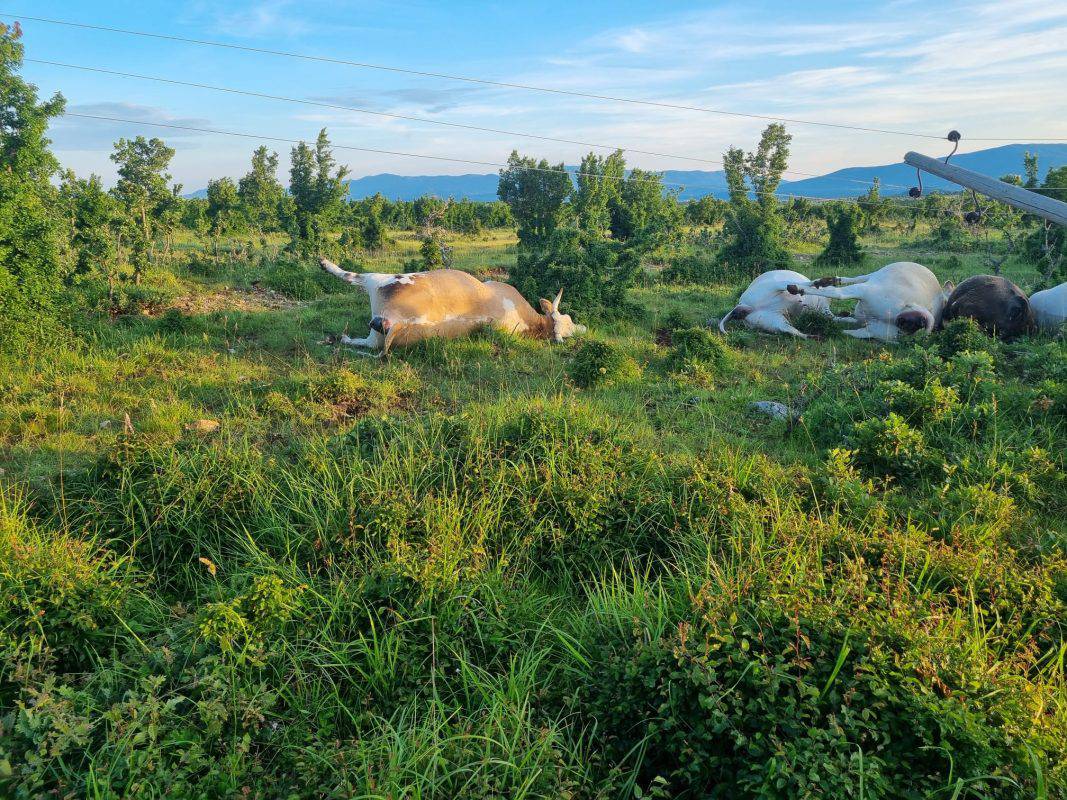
[904,151,1067,227]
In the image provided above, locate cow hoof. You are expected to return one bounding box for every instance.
[812,277,838,288]
[786,284,802,295]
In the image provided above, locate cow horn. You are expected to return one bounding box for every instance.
[553,288,563,312]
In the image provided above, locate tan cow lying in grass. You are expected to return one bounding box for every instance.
[320,258,586,354]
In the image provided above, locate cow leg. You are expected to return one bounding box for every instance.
[340,330,384,350]
[842,320,898,342]
[790,284,867,302]
[841,325,878,340]
[829,275,870,287]
[750,310,809,339]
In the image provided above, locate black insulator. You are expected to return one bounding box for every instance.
[909,187,922,198]
[947,130,961,142]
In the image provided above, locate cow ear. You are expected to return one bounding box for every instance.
[539,298,554,314]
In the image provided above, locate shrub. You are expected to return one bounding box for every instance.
[938,316,1000,360]
[666,327,734,375]
[566,340,641,388]
[848,412,939,484]
[0,493,136,672]
[881,378,962,426]
[578,597,1025,799]
[815,204,865,268]
[509,228,639,319]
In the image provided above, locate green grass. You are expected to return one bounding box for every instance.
[0,228,1064,798]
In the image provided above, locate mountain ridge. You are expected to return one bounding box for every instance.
[186,143,1067,201]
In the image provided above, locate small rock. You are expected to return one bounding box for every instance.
[748,401,797,421]
[99,420,112,430]
[185,419,220,434]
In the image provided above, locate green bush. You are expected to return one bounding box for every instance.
[509,228,639,319]
[0,494,136,672]
[666,327,734,375]
[577,597,1025,799]
[938,316,1000,359]
[566,339,641,388]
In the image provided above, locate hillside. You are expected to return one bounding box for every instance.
[330,143,1067,201]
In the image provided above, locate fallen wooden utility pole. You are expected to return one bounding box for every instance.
[904,150,1067,227]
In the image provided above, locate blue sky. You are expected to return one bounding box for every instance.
[13,0,1067,190]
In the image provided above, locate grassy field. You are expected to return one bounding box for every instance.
[1,228,1065,798]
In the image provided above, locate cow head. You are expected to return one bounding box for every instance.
[895,305,935,335]
[540,289,586,342]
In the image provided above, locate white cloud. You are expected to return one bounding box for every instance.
[51,103,212,151]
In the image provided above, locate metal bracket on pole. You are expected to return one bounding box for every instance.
[904,151,1067,227]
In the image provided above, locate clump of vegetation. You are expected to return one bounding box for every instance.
[666,327,734,375]
[937,316,1001,359]
[792,307,841,337]
[309,365,420,417]
[566,339,641,388]
[263,259,340,300]
[815,203,866,268]
[848,412,938,484]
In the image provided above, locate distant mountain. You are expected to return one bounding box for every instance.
[777,144,1067,199]
[343,172,501,202]
[185,143,1067,201]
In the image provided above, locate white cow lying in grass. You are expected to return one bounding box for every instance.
[787,261,951,342]
[1029,282,1067,331]
[320,258,586,354]
[718,270,831,339]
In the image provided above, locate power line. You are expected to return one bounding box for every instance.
[13,11,1067,143]
[29,57,907,191]
[62,111,860,203]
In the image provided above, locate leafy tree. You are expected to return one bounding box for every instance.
[362,211,387,250]
[0,22,65,341]
[609,168,681,245]
[182,198,210,238]
[815,204,866,268]
[413,195,446,230]
[442,199,483,236]
[110,136,176,282]
[508,228,638,318]
[475,200,514,229]
[497,151,571,246]
[1023,151,1039,189]
[60,172,120,282]
[288,129,349,254]
[420,233,446,268]
[206,177,243,261]
[685,196,728,227]
[573,150,624,235]
[717,124,793,278]
[1024,166,1067,284]
[857,177,887,232]
[238,146,283,234]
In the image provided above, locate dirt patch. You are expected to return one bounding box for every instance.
[171,285,306,315]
